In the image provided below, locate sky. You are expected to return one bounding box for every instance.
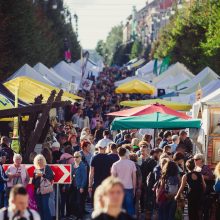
[64,0,147,49]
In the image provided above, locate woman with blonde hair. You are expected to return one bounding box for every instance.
[32,154,54,220]
[92,176,136,220]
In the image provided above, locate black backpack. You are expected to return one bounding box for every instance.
[3,208,33,220]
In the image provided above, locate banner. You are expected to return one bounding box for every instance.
[153,59,158,75]
[82,78,93,91]
[159,56,171,75]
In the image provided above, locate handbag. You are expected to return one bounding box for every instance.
[39,177,53,195]
[38,167,53,195]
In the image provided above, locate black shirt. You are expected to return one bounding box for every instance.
[91,153,111,188]
[92,212,136,220]
[52,151,63,164]
[108,153,119,167]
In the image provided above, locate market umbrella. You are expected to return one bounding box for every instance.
[111,113,201,130]
[115,79,156,95]
[120,98,191,111]
[107,103,191,119]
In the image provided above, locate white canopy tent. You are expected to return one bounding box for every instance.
[34,63,77,93]
[73,59,100,78]
[177,67,219,94]
[153,62,194,90]
[136,59,162,77]
[53,61,82,87]
[169,80,220,105]
[7,64,55,86]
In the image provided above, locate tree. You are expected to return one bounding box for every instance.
[151,1,220,75]
[129,40,143,60]
[95,24,123,65]
[0,0,80,81]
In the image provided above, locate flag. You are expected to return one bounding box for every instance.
[153,59,158,75]
[82,79,93,91]
[159,56,171,75]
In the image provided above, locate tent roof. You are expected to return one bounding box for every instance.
[153,62,194,89]
[7,64,55,86]
[34,63,74,91]
[0,83,27,107]
[170,79,220,104]
[53,61,82,84]
[114,76,151,87]
[177,67,219,94]
[137,59,162,76]
[4,76,83,104]
[120,98,191,111]
[111,113,201,130]
[115,79,156,95]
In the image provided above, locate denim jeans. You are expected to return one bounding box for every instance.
[123,189,135,216]
[36,193,52,220]
[158,199,177,220]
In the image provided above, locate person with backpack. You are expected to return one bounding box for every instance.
[0,184,40,220]
[156,161,179,220]
[59,145,74,218]
[175,158,206,220]
[140,147,157,214]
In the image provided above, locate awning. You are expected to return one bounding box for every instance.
[4,76,83,104]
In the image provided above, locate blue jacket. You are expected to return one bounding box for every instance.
[0,164,8,192]
[214,178,220,193]
[72,162,87,189]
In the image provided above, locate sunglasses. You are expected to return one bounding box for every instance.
[194,158,201,161]
[74,156,80,158]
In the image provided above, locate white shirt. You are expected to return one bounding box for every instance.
[0,207,40,220]
[111,159,137,189]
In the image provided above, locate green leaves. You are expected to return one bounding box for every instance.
[152,1,220,75]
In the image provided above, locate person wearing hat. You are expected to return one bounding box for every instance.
[51,142,63,164]
[88,139,111,196]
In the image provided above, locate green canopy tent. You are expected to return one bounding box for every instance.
[111,113,201,130]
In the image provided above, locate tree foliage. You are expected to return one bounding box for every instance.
[95,24,123,65]
[0,0,80,81]
[152,1,220,75]
[129,40,143,60]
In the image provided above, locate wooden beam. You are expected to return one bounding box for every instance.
[0,101,71,118]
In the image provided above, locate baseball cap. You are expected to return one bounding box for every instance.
[51,142,60,148]
[96,139,107,149]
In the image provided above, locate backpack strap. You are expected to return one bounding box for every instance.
[27,208,34,220]
[3,208,8,220]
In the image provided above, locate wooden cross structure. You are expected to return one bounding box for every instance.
[0,90,72,162]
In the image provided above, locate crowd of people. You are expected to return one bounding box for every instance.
[0,67,219,220]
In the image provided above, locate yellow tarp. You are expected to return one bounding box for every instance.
[120,99,192,111]
[4,76,83,104]
[115,79,156,95]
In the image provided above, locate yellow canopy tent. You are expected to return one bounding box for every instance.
[115,79,156,95]
[0,94,28,121]
[120,99,191,111]
[4,76,83,104]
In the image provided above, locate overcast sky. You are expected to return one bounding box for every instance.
[64,0,146,49]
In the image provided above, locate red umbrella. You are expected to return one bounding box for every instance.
[107,103,191,120]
